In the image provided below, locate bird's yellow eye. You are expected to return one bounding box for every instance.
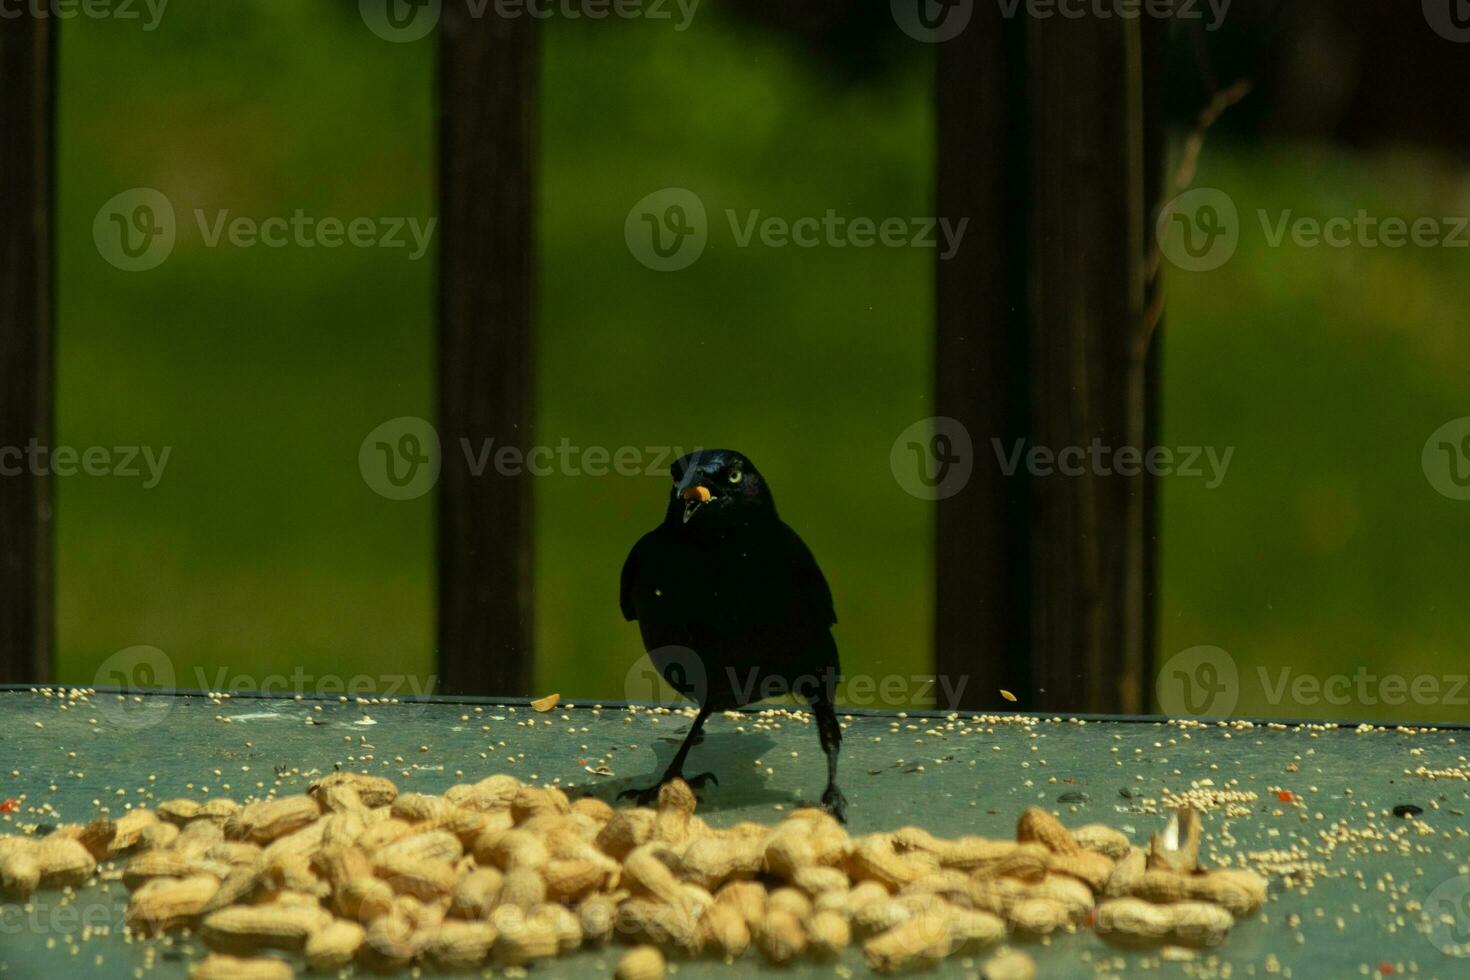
[727,468,743,484]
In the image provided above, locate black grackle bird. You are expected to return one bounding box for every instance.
[619,449,848,821]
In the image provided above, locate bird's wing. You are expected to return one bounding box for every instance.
[780,522,837,627]
[619,533,649,622]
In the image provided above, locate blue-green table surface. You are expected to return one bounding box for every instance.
[2,690,1468,979]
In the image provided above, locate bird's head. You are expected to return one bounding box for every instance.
[665,449,776,528]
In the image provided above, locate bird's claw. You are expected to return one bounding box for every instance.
[617,784,662,807]
[618,771,719,808]
[685,772,719,791]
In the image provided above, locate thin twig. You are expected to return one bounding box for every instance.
[1141,79,1254,352]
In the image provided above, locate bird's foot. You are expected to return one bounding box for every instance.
[617,772,719,808]
[616,783,662,807]
[685,771,718,792]
[820,784,849,824]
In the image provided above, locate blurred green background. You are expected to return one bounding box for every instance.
[53,3,1470,723]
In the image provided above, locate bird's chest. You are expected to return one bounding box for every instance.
[637,544,764,630]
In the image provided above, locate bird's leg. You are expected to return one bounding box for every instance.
[811,693,847,823]
[659,703,718,788]
[618,704,718,806]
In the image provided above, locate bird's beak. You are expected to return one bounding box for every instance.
[681,485,711,524]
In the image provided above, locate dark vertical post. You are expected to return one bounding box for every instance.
[936,11,1162,714]
[1022,12,1152,714]
[1139,16,1169,675]
[935,3,1030,708]
[437,2,536,695]
[0,12,55,685]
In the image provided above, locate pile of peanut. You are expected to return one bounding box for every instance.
[0,773,1268,978]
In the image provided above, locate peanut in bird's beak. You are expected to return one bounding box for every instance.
[680,484,712,523]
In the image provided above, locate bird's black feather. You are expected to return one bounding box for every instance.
[618,449,848,819]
